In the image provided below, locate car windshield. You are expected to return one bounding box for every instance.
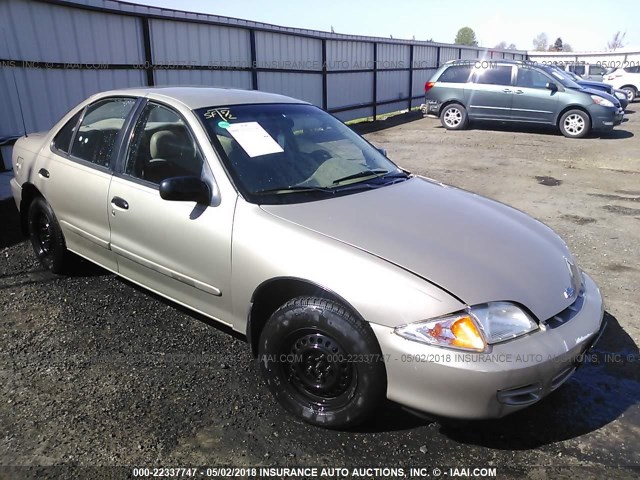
[541,66,582,89]
[196,103,408,204]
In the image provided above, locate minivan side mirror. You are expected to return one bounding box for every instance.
[546,82,558,91]
[159,176,210,204]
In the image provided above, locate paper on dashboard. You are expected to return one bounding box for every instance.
[226,122,284,157]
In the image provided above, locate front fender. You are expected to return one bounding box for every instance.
[230,200,464,334]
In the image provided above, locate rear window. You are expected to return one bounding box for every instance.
[473,66,513,86]
[438,65,472,83]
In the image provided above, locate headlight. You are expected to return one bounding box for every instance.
[394,302,538,352]
[591,95,614,107]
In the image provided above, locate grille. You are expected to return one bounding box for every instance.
[543,286,585,329]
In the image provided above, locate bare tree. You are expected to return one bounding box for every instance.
[532,33,549,51]
[607,31,626,51]
[494,41,508,50]
[563,43,573,52]
[507,43,517,50]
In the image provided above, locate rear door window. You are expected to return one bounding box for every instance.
[473,66,513,86]
[70,98,136,168]
[438,65,472,83]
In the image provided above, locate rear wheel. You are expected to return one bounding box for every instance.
[440,103,468,130]
[27,196,71,273]
[559,109,591,138]
[622,86,636,102]
[258,297,386,429]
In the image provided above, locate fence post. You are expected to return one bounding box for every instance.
[249,29,258,90]
[436,46,441,67]
[321,39,328,110]
[141,17,154,86]
[372,42,378,120]
[408,44,414,111]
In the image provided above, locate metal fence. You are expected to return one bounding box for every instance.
[0,0,527,169]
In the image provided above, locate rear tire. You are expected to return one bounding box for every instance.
[440,103,468,130]
[622,86,636,103]
[559,109,591,138]
[27,196,71,274]
[258,296,386,429]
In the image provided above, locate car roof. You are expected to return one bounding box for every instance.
[95,86,308,110]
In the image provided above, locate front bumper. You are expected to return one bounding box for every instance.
[371,272,605,419]
[587,104,623,130]
[10,177,21,211]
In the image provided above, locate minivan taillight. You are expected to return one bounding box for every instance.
[425,81,436,92]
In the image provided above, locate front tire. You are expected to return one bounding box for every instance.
[559,109,591,138]
[258,297,386,429]
[440,103,469,130]
[622,86,636,103]
[27,196,71,273]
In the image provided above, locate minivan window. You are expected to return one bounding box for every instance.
[589,65,605,76]
[570,65,586,76]
[516,68,549,89]
[473,66,513,86]
[438,65,472,83]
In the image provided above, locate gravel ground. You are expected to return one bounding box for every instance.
[1,109,639,479]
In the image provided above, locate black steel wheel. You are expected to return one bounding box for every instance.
[258,296,386,429]
[27,196,70,273]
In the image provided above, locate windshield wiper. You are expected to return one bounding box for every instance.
[253,185,336,195]
[332,169,389,184]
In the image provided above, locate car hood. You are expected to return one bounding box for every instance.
[261,177,578,321]
[576,86,621,108]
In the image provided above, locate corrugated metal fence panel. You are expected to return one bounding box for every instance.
[154,70,252,89]
[377,71,409,102]
[326,41,374,70]
[327,72,373,109]
[258,72,323,106]
[439,47,460,63]
[378,101,407,116]
[149,19,251,67]
[0,67,146,135]
[256,32,322,70]
[460,48,478,60]
[377,44,410,69]
[0,0,143,63]
[0,68,24,138]
[413,46,439,68]
[333,107,374,122]
[412,69,436,98]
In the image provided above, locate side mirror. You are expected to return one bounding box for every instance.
[546,82,558,91]
[159,176,210,204]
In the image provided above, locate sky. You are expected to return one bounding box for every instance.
[128,0,639,52]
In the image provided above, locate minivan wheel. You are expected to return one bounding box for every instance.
[258,296,386,429]
[622,86,636,102]
[440,103,468,130]
[559,109,591,138]
[27,196,70,273]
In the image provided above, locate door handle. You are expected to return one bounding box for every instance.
[502,88,513,93]
[38,168,50,178]
[111,196,129,210]
[514,89,524,94]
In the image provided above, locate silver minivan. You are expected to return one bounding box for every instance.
[424,59,622,138]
